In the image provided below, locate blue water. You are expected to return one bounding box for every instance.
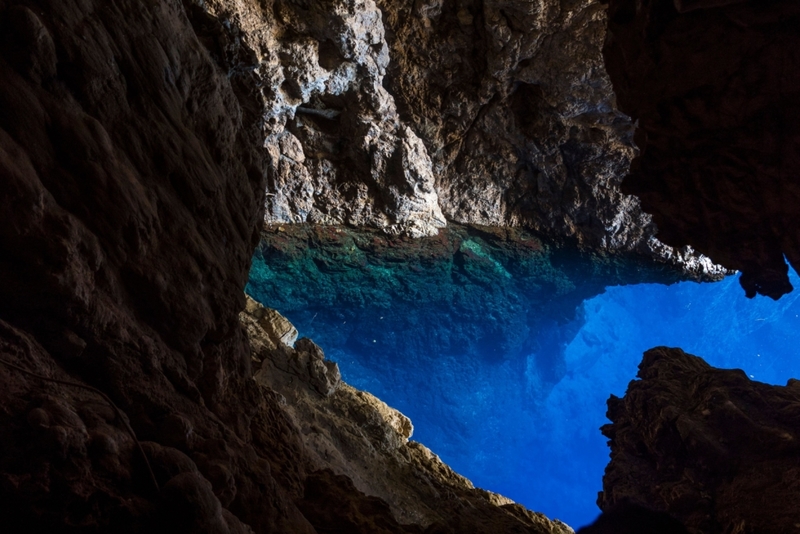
[250,253,800,528]
[483,270,800,527]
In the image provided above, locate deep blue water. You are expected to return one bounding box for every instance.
[249,245,800,528]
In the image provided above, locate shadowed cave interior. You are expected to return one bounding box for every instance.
[2,0,799,531]
[247,225,800,528]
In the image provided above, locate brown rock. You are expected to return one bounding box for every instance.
[0,0,311,530]
[600,347,800,533]
[192,0,724,277]
[242,298,574,533]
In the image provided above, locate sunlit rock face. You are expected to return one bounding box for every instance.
[199,0,723,273]
[601,347,800,534]
[240,296,575,533]
[604,0,800,299]
[376,0,641,247]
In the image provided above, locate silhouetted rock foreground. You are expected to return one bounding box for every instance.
[601,347,800,534]
[577,502,688,534]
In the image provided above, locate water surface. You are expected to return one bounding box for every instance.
[247,225,800,528]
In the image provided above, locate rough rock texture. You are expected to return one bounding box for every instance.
[600,347,800,534]
[193,0,724,275]
[211,0,448,237]
[0,0,302,530]
[241,297,575,533]
[604,0,800,298]
[377,0,642,248]
[0,0,588,531]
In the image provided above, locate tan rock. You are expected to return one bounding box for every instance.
[243,295,298,351]
[241,296,574,532]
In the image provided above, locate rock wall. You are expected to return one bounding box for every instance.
[241,296,574,533]
[600,347,800,534]
[2,0,792,532]
[193,0,722,274]
[376,0,642,249]
[0,0,587,531]
[603,0,800,298]
[0,0,307,530]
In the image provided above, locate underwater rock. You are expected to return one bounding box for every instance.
[248,223,720,390]
[600,347,800,533]
[246,223,728,487]
[604,0,800,298]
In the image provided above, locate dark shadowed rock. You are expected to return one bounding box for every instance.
[0,0,309,531]
[600,347,800,533]
[577,502,688,534]
[604,0,800,298]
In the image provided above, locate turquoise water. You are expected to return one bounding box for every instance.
[248,240,800,528]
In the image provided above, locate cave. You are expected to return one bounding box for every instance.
[1,0,799,533]
[246,224,800,528]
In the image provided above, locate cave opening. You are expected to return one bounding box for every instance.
[246,224,800,529]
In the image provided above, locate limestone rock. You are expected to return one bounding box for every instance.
[604,0,800,298]
[193,0,725,278]
[243,295,299,350]
[600,347,800,533]
[196,0,447,237]
[241,297,574,533]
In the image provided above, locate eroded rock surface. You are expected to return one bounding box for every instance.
[241,296,575,533]
[0,0,586,531]
[192,0,725,275]
[201,0,447,237]
[377,0,641,248]
[604,0,800,298]
[600,347,800,534]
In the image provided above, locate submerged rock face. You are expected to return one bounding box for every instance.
[604,0,800,298]
[247,223,716,427]
[600,347,800,534]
